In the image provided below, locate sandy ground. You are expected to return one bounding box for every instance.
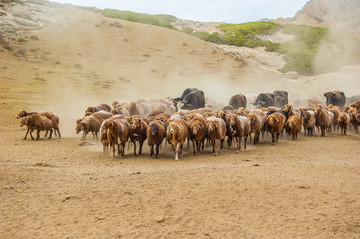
[1,6,360,239]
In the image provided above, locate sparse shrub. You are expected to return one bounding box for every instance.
[29,35,39,40]
[142,54,150,57]
[17,38,26,42]
[102,9,176,30]
[181,27,193,34]
[73,63,82,69]
[16,49,26,56]
[109,22,122,28]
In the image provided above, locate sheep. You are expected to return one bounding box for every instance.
[86,104,111,113]
[247,109,266,145]
[154,113,171,123]
[20,113,54,140]
[284,115,302,140]
[265,112,286,145]
[99,121,109,153]
[189,116,207,155]
[146,110,163,122]
[17,110,61,138]
[338,113,350,135]
[302,110,316,136]
[76,115,101,141]
[217,110,233,147]
[85,110,113,122]
[207,117,226,156]
[228,114,251,153]
[327,104,342,131]
[166,119,189,160]
[314,107,333,137]
[146,120,166,158]
[102,118,130,157]
[129,117,148,155]
[184,113,203,122]
[347,107,359,133]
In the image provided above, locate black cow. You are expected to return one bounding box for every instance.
[324,91,346,108]
[228,93,247,109]
[273,90,288,108]
[173,88,205,111]
[253,93,275,108]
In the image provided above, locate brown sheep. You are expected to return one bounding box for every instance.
[103,118,130,157]
[76,115,101,141]
[146,110,163,122]
[217,110,233,147]
[100,121,109,153]
[314,107,333,137]
[129,117,148,155]
[347,107,359,133]
[207,117,226,156]
[20,113,54,140]
[265,113,286,145]
[146,120,166,158]
[338,113,350,135]
[154,113,171,123]
[327,104,342,131]
[86,104,111,113]
[302,110,316,136]
[228,115,251,153]
[189,116,207,155]
[166,119,189,160]
[17,110,61,138]
[184,113,203,122]
[247,110,266,145]
[85,110,113,122]
[285,115,302,140]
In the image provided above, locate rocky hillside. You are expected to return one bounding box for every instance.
[275,0,360,31]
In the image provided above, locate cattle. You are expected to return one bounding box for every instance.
[228,115,251,153]
[273,90,288,108]
[207,117,226,156]
[166,119,189,160]
[253,93,276,108]
[228,93,247,109]
[173,88,205,111]
[265,112,286,145]
[324,91,346,108]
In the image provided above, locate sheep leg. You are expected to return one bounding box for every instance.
[150,145,154,156]
[192,140,196,155]
[36,129,41,140]
[91,131,95,139]
[112,143,116,158]
[196,141,201,154]
[175,143,180,161]
[155,144,160,158]
[29,129,35,140]
[211,139,215,153]
[95,132,99,141]
[57,128,61,138]
[133,140,137,156]
[83,132,88,141]
[139,140,143,155]
[44,130,48,137]
[220,139,224,150]
[244,136,247,149]
[103,143,106,153]
[271,133,276,145]
[48,129,53,139]
[214,140,218,156]
[23,127,30,140]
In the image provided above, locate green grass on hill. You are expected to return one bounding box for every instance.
[102,9,177,30]
[187,22,360,76]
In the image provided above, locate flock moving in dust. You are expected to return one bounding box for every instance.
[17,88,360,161]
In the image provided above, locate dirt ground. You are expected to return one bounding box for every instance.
[1,6,360,239]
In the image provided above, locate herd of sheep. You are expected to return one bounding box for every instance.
[17,89,360,160]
